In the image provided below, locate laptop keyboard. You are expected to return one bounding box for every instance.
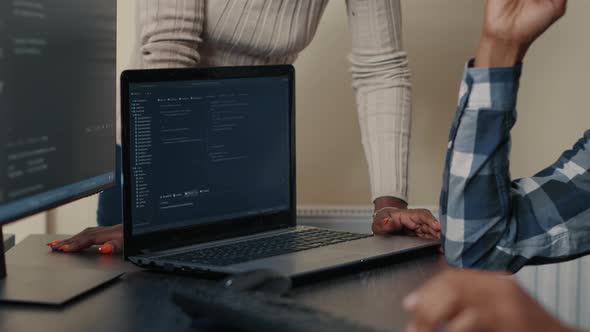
[159,228,372,266]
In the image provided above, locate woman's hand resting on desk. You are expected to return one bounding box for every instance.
[47,224,123,255]
[371,208,441,240]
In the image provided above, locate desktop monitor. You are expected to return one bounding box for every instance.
[0,0,120,304]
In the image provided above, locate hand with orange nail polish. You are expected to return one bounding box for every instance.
[98,243,115,255]
[47,240,61,247]
[48,224,123,254]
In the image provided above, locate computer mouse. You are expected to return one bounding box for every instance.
[221,269,292,295]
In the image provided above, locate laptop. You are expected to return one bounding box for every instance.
[120,65,438,279]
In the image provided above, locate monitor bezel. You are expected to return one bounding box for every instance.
[120,65,297,258]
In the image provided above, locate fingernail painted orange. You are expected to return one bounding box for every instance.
[47,240,60,246]
[99,244,113,254]
[60,245,71,251]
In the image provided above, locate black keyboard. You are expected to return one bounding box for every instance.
[171,283,386,332]
[160,228,372,266]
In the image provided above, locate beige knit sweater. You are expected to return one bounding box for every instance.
[139,0,412,203]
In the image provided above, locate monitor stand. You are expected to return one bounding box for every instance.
[0,226,124,306]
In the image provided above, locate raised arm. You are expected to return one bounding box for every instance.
[139,0,204,69]
[440,0,590,272]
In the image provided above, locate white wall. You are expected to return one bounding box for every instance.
[42,0,590,233]
[4,213,46,243]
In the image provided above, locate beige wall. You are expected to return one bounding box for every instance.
[300,0,590,205]
[43,0,590,235]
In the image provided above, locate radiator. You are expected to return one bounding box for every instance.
[516,258,590,328]
[297,205,374,226]
[297,205,439,220]
[297,205,438,234]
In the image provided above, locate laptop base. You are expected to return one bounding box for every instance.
[130,228,440,285]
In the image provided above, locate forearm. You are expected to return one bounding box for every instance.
[347,0,411,204]
[474,37,527,68]
[441,62,521,269]
[352,66,412,204]
[139,0,203,69]
[441,16,536,268]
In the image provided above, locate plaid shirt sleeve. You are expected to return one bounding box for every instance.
[440,60,590,273]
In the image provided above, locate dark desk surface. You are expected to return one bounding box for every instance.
[0,234,447,332]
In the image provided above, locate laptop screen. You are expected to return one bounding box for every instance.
[128,75,291,235]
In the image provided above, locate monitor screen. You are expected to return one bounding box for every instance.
[128,76,291,235]
[0,0,117,224]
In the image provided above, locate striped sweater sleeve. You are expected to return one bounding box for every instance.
[346,0,412,203]
[139,0,204,69]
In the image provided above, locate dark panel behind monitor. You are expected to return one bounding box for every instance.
[0,0,116,225]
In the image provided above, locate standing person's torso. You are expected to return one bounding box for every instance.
[197,0,329,66]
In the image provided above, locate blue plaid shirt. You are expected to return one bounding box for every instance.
[440,60,590,273]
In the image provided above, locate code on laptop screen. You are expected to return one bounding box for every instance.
[128,76,291,235]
